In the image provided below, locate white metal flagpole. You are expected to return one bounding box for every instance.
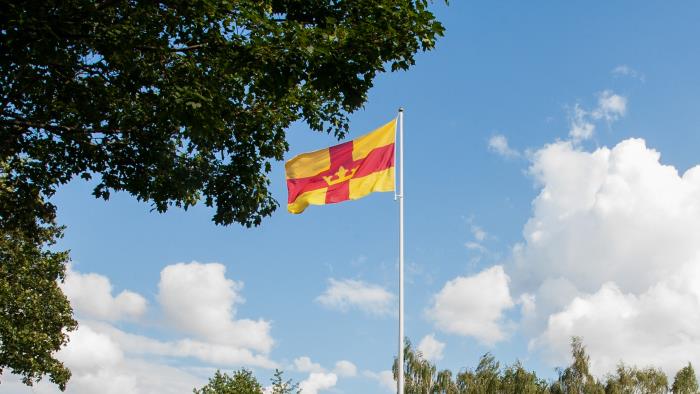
[397,107,405,394]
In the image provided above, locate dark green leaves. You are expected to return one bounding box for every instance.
[1,0,445,228]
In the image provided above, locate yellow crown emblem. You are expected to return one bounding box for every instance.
[323,166,358,186]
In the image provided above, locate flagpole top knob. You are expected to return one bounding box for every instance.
[398,107,404,112]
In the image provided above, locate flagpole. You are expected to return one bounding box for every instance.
[397,107,405,394]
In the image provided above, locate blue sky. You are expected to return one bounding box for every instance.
[9,2,700,393]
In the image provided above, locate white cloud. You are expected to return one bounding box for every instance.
[488,134,520,158]
[612,65,645,82]
[427,266,514,344]
[513,138,700,375]
[8,324,205,394]
[568,91,627,141]
[93,321,276,368]
[61,266,147,321]
[333,360,357,377]
[316,278,395,316]
[58,324,124,374]
[568,104,595,141]
[9,262,278,394]
[532,270,700,377]
[158,262,273,353]
[517,138,700,294]
[299,372,337,394]
[417,334,445,361]
[593,90,627,122]
[363,370,395,393]
[293,356,324,373]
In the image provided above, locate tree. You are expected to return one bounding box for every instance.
[634,367,668,394]
[0,167,77,390]
[500,361,550,394]
[193,369,299,394]
[193,369,263,394]
[550,337,604,394]
[393,339,456,393]
[672,364,699,394]
[455,353,502,394]
[604,364,668,394]
[270,369,300,394]
[604,364,637,394]
[1,0,445,388]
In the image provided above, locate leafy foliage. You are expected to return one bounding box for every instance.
[551,337,605,394]
[604,364,668,394]
[270,369,300,394]
[194,369,298,394]
[0,162,77,390]
[393,339,454,393]
[393,340,548,394]
[0,224,77,390]
[193,369,264,394]
[1,0,445,230]
[393,337,694,394]
[672,364,699,394]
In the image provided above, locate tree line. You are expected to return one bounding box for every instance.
[392,337,699,394]
[195,337,699,394]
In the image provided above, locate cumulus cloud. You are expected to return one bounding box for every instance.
[427,266,514,344]
[299,372,338,394]
[58,324,124,374]
[488,134,520,158]
[292,356,356,380]
[11,261,277,394]
[316,278,395,316]
[513,138,700,375]
[417,334,445,361]
[516,139,700,294]
[61,266,147,321]
[158,262,273,353]
[333,360,357,377]
[533,271,700,376]
[8,324,204,394]
[293,356,324,373]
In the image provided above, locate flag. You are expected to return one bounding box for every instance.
[286,119,396,214]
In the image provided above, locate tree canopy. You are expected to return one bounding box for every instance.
[1,0,445,231]
[672,364,700,394]
[193,369,298,394]
[0,0,445,389]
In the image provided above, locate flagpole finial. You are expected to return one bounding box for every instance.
[398,107,404,112]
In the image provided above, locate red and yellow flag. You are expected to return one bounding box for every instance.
[286,119,396,213]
